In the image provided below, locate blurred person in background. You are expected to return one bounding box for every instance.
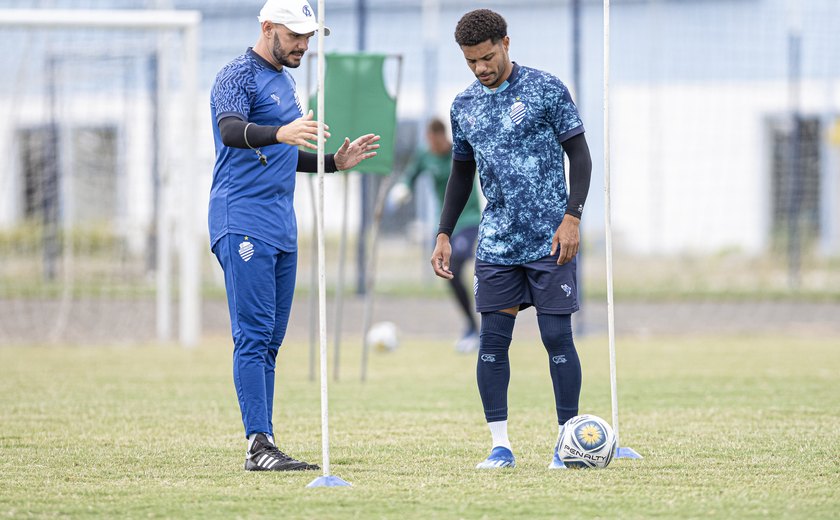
[209,0,379,472]
[431,9,592,470]
[390,118,482,353]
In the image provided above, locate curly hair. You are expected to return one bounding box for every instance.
[454,9,507,47]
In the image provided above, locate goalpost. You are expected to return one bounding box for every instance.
[0,9,201,347]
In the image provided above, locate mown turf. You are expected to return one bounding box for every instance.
[0,333,837,519]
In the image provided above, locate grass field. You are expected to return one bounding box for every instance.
[1,333,838,519]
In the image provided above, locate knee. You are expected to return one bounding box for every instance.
[269,326,286,349]
[479,311,516,351]
[264,344,280,368]
[538,315,574,352]
[540,328,573,348]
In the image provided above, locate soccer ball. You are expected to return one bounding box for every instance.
[366,321,399,352]
[557,414,617,469]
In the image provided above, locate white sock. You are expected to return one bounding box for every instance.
[247,433,275,454]
[488,420,511,450]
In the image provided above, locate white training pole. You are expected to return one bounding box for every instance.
[308,0,351,487]
[332,172,350,381]
[315,4,330,478]
[308,175,319,381]
[604,0,641,460]
[603,0,620,446]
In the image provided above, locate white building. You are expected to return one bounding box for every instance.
[0,0,837,258]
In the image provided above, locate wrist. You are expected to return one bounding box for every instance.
[563,213,581,224]
[326,154,339,173]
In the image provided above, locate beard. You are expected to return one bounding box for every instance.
[476,71,497,85]
[271,33,304,68]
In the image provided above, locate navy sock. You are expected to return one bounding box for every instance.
[537,313,581,425]
[477,311,516,423]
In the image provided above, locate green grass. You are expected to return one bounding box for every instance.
[1,334,838,519]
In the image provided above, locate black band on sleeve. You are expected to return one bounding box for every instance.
[218,116,280,149]
[562,133,592,219]
[436,158,476,237]
[296,150,338,173]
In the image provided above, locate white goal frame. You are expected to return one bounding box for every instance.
[0,9,202,347]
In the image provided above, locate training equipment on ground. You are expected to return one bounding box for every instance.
[475,446,516,469]
[307,1,351,488]
[556,414,617,469]
[602,0,642,460]
[366,321,399,352]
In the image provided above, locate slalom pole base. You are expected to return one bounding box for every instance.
[307,475,352,488]
[616,446,643,459]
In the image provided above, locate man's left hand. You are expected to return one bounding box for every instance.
[334,134,381,171]
[551,214,581,265]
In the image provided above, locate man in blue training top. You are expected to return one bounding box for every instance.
[209,0,379,471]
[431,9,593,470]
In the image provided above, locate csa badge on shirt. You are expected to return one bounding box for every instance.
[239,240,254,262]
[509,101,526,125]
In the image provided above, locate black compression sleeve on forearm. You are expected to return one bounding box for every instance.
[562,133,592,219]
[437,158,477,237]
[218,116,280,149]
[296,150,338,173]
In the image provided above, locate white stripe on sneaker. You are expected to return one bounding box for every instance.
[267,457,280,469]
[258,454,270,467]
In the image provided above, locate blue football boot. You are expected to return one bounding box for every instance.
[549,429,567,470]
[476,446,516,469]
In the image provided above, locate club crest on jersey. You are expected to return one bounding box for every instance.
[239,240,254,262]
[509,101,526,125]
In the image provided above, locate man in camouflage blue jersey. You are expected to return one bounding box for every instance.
[431,9,593,470]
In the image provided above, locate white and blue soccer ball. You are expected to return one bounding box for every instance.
[557,414,617,469]
[366,321,399,352]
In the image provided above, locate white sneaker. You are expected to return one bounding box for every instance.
[455,331,479,354]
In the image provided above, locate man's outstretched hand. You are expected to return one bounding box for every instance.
[334,134,381,171]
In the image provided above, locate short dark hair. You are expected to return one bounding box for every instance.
[427,118,446,135]
[454,9,507,47]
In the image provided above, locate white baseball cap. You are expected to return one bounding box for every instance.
[258,0,330,36]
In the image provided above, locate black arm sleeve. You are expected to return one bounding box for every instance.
[562,132,592,219]
[436,158,477,237]
[218,116,280,149]
[296,151,338,173]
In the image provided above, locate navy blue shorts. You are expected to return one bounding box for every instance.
[474,254,578,314]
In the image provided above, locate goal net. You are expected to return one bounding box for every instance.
[0,10,201,345]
